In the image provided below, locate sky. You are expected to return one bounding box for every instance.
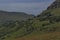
[0,0,55,15]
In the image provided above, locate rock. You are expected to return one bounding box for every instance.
[47,0,60,10]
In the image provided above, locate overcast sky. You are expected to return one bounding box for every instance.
[0,0,55,15]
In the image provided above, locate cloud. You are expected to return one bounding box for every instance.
[0,0,55,3]
[0,0,54,15]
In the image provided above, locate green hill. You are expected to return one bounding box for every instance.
[0,0,60,40]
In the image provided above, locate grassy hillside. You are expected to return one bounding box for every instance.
[0,0,60,40]
[0,8,60,40]
[14,8,60,40]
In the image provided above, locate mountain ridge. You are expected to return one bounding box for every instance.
[47,0,60,10]
[0,10,34,23]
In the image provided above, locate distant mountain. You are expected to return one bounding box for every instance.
[0,10,34,23]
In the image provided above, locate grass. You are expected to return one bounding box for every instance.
[15,32,60,40]
[44,8,60,16]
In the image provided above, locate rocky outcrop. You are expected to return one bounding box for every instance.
[47,0,60,10]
